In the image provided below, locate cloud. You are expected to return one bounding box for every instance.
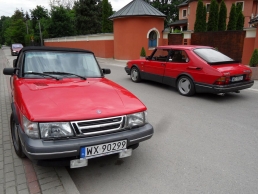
[0,0,131,17]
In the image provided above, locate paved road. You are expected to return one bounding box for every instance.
[68,58,258,194]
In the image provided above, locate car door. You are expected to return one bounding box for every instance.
[143,48,169,83]
[163,49,205,87]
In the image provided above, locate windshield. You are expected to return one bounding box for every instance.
[23,51,102,78]
[12,44,23,48]
[193,48,234,63]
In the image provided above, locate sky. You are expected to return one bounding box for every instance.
[0,0,132,17]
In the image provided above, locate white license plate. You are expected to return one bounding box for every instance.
[231,76,243,82]
[80,140,127,159]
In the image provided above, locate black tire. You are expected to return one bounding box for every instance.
[130,67,141,82]
[10,114,25,158]
[177,76,195,96]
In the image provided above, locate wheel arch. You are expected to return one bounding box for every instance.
[176,73,195,84]
[11,103,20,125]
[131,64,141,71]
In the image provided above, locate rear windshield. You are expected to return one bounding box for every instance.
[12,44,23,48]
[193,48,234,64]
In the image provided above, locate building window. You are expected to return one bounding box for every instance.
[188,6,190,15]
[206,3,210,12]
[236,1,244,11]
[148,31,157,48]
[182,9,187,17]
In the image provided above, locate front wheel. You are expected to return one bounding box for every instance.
[177,76,195,96]
[10,114,25,158]
[130,67,141,82]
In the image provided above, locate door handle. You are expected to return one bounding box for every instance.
[187,66,202,70]
[161,63,165,66]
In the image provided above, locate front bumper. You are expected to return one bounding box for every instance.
[12,51,19,55]
[18,123,154,161]
[125,66,130,75]
[195,80,254,93]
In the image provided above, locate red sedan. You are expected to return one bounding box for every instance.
[125,45,254,96]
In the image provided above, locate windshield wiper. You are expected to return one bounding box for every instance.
[43,71,86,80]
[24,72,60,80]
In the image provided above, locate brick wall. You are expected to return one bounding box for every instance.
[168,34,183,45]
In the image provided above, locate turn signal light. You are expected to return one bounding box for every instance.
[214,76,230,85]
[245,73,252,81]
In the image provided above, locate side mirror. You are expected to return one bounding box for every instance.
[13,59,17,67]
[146,56,151,60]
[3,68,16,75]
[102,68,111,74]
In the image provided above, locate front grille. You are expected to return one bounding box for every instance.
[71,116,126,136]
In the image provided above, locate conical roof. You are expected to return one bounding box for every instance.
[109,0,166,20]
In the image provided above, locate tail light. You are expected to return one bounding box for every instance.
[214,76,230,85]
[245,73,252,81]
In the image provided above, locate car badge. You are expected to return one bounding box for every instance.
[243,70,251,73]
[96,110,102,114]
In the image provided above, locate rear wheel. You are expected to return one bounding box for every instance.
[130,67,141,82]
[177,76,195,96]
[10,114,25,158]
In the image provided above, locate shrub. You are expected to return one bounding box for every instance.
[140,47,146,57]
[194,0,204,32]
[227,3,237,30]
[172,29,181,33]
[249,49,258,67]
[218,0,227,31]
[207,0,219,31]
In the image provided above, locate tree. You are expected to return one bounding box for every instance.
[236,3,244,30]
[194,0,204,32]
[48,6,76,38]
[102,0,113,33]
[144,0,185,27]
[0,16,11,44]
[202,5,207,32]
[30,5,49,29]
[218,0,227,31]
[249,49,258,67]
[207,0,219,31]
[74,0,102,35]
[12,9,25,21]
[227,3,237,30]
[5,19,26,45]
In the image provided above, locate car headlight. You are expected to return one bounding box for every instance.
[39,122,74,139]
[126,111,147,128]
[22,116,39,139]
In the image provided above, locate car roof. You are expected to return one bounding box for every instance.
[21,46,93,54]
[156,45,213,50]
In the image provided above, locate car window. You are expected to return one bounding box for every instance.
[151,49,170,62]
[23,51,102,78]
[169,50,189,63]
[12,44,23,48]
[193,48,233,63]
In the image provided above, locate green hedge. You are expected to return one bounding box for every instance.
[249,49,258,67]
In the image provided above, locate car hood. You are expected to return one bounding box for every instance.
[211,63,252,75]
[16,78,146,122]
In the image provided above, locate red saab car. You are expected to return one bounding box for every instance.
[125,45,254,96]
[3,46,153,168]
